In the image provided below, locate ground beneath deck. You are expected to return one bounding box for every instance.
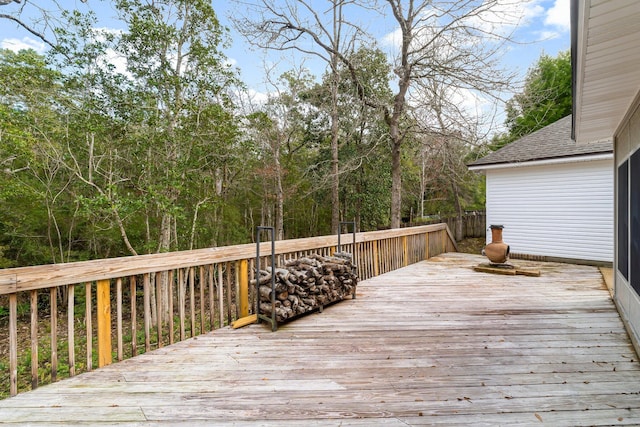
[1,253,640,426]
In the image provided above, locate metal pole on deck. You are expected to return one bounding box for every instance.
[256,226,277,332]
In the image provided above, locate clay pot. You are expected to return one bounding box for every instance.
[483,225,510,264]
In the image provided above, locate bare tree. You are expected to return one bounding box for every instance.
[413,78,490,241]
[233,0,371,234]
[234,0,517,228]
[241,64,315,240]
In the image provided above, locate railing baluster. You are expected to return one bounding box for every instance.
[116,278,123,361]
[9,293,17,396]
[208,265,215,330]
[425,232,430,259]
[86,282,92,371]
[31,290,39,388]
[217,264,224,328]
[155,272,163,348]
[234,261,240,319]
[143,273,151,352]
[50,287,57,383]
[168,270,174,344]
[199,265,205,334]
[67,285,75,377]
[189,267,195,337]
[130,276,137,357]
[403,236,408,267]
[179,269,185,341]
[225,264,232,325]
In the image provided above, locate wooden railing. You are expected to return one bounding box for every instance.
[0,224,456,398]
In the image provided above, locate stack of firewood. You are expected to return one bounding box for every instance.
[252,252,357,323]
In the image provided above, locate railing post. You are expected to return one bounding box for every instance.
[239,259,249,318]
[97,279,112,368]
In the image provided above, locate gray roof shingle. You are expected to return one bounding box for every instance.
[468,115,612,168]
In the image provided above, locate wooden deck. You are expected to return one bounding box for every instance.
[1,253,639,426]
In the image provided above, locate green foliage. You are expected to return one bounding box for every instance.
[0,3,494,267]
[0,246,14,269]
[306,47,395,231]
[505,50,571,141]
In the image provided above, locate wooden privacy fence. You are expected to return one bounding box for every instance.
[0,224,456,398]
[410,211,486,240]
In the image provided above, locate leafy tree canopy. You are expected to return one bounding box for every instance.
[492,50,571,150]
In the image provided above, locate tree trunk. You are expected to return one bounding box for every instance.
[451,181,463,242]
[330,80,340,234]
[390,138,402,229]
[355,168,363,230]
[274,140,284,240]
[419,150,427,219]
[330,5,341,235]
[153,213,174,325]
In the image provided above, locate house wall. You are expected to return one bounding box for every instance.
[615,98,640,352]
[485,159,613,263]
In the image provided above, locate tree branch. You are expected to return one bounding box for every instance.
[0,13,57,49]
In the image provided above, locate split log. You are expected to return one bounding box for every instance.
[258,253,358,323]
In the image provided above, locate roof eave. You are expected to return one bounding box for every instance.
[572,0,640,144]
[467,152,613,171]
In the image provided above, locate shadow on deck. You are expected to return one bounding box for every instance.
[1,253,639,426]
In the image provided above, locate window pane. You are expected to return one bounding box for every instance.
[618,160,629,280]
[631,149,640,295]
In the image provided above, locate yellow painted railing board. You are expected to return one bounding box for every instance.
[97,279,112,368]
[239,260,249,318]
[232,314,258,329]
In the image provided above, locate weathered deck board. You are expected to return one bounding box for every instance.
[1,253,639,426]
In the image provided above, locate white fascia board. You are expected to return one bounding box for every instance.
[467,152,613,172]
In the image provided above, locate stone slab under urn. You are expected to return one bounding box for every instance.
[473,263,541,277]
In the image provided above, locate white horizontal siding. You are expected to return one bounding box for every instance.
[485,159,613,262]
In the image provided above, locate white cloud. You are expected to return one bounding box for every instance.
[92,27,124,42]
[380,27,401,50]
[464,0,546,37]
[101,48,130,77]
[544,0,570,31]
[380,0,547,53]
[247,88,268,104]
[1,37,46,53]
[89,27,131,78]
[519,1,547,25]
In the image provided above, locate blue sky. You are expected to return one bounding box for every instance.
[222,0,570,96]
[0,0,570,127]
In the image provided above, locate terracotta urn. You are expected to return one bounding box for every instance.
[483,225,510,264]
